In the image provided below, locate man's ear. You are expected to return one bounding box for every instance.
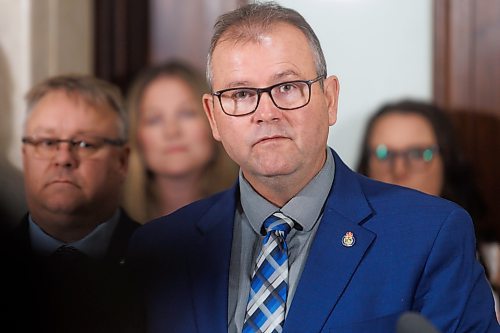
[202,93,222,141]
[323,75,340,126]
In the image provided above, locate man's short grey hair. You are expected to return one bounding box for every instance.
[206,1,327,89]
[24,74,127,139]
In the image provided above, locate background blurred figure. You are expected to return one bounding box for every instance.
[0,45,26,228]
[357,99,485,220]
[356,99,498,318]
[13,74,141,332]
[124,61,238,223]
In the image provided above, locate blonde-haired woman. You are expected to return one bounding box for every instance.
[124,61,238,223]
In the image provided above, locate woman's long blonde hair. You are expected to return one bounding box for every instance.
[123,61,238,223]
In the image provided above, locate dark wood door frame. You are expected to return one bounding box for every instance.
[434,0,500,241]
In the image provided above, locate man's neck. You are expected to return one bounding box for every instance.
[30,209,115,243]
[242,150,328,207]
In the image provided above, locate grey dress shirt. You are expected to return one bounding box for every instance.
[228,148,335,332]
[29,209,120,258]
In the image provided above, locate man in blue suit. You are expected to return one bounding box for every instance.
[128,3,498,332]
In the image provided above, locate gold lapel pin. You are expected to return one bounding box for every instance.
[342,231,355,247]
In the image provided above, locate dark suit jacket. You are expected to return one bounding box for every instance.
[128,151,499,333]
[2,209,142,333]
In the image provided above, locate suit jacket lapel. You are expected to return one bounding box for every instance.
[106,209,140,263]
[188,186,238,333]
[284,151,376,332]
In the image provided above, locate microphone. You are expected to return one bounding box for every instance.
[396,311,441,333]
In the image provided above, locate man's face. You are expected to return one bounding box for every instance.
[22,90,129,221]
[204,23,339,193]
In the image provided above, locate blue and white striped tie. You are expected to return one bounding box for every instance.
[243,212,295,333]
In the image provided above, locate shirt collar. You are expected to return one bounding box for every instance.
[239,148,335,234]
[28,210,120,258]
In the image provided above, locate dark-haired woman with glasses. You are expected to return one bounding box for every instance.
[357,102,443,196]
[356,99,499,320]
[357,100,484,213]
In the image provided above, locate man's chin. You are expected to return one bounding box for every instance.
[245,166,296,181]
[45,181,80,190]
[256,160,296,177]
[41,196,86,215]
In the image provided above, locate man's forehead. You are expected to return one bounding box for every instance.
[30,91,111,116]
[211,28,315,87]
[214,21,305,51]
[26,93,119,133]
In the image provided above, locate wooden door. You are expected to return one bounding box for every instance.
[94,0,149,93]
[434,0,500,240]
[93,0,246,94]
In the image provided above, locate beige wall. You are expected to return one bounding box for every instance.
[0,0,93,221]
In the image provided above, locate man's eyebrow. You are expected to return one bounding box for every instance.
[28,128,57,136]
[27,129,103,137]
[219,70,300,90]
[271,70,300,81]
[224,81,252,89]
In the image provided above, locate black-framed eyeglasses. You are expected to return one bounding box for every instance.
[212,75,326,117]
[370,144,439,172]
[22,136,126,159]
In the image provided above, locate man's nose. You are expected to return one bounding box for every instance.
[53,143,78,168]
[253,92,282,123]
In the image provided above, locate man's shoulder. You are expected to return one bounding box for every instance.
[116,209,141,232]
[157,188,231,223]
[105,209,141,261]
[352,173,472,236]
[130,187,236,244]
[358,173,463,212]
[331,149,464,219]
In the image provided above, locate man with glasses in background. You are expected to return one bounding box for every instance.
[128,3,498,332]
[8,75,141,332]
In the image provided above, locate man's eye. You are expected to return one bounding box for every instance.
[278,83,297,93]
[231,90,254,100]
[40,139,57,147]
[75,140,98,149]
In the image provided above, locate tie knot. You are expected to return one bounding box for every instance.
[263,212,294,237]
[51,245,87,261]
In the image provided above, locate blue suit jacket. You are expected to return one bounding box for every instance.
[128,151,498,333]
